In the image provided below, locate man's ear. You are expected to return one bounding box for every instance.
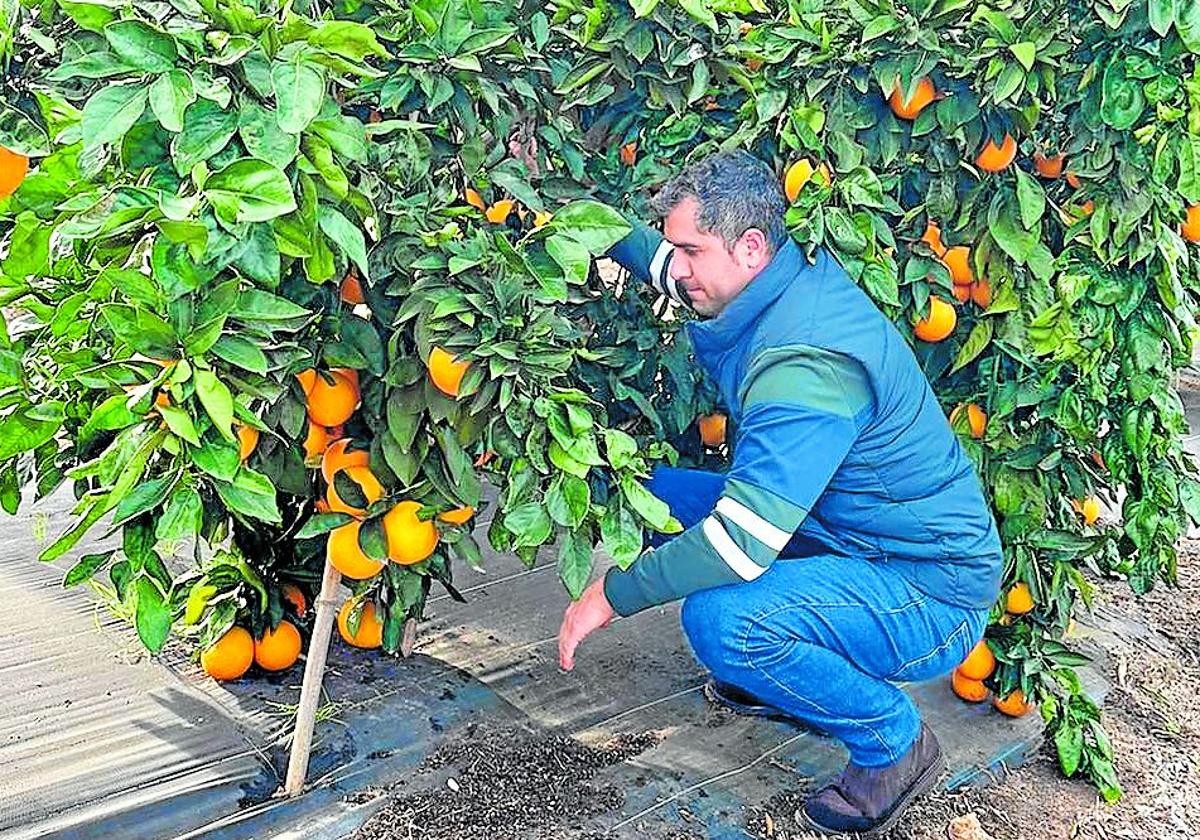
[738,228,771,270]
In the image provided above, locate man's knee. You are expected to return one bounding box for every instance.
[680,587,754,679]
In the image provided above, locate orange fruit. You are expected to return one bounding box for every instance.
[993,689,1036,717]
[1091,450,1107,471]
[315,499,330,513]
[485,199,515,224]
[975,134,1017,173]
[303,421,337,461]
[340,270,364,304]
[913,296,957,342]
[321,437,370,484]
[619,141,638,166]
[281,583,307,618]
[1181,205,1200,243]
[236,425,259,461]
[921,220,946,257]
[698,413,728,447]
[1065,171,1082,189]
[1074,496,1101,525]
[474,449,497,468]
[465,188,486,211]
[254,620,302,671]
[383,500,440,565]
[1033,152,1065,179]
[951,670,990,703]
[745,57,764,72]
[971,278,991,308]
[957,640,996,681]
[0,147,29,198]
[200,626,254,681]
[783,159,832,202]
[950,403,987,439]
[942,245,974,285]
[1006,582,1034,615]
[327,519,385,579]
[326,465,384,517]
[338,599,383,649]
[888,76,936,120]
[306,369,359,426]
[438,506,475,525]
[951,283,971,303]
[296,368,318,394]
[1076,199,1094,217]
[428,346,470,397]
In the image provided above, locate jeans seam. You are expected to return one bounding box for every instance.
[887,618,972,682]
[737,605,909,764]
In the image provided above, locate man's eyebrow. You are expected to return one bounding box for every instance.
[670,239,703,250]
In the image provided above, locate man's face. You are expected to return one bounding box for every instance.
[663,196,772,317]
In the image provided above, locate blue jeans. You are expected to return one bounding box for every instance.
[646,467,989,768]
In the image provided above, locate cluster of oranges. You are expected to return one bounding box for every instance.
[464,188,553,228]
[949,639,1036,718]
[199,584,308,681]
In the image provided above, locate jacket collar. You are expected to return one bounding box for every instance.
[688,237,802,357]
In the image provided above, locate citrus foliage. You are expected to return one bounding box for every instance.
[3,0,1200,799]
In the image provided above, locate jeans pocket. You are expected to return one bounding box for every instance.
[886,617,975,683]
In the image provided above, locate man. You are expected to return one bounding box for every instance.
[557,150,1004,836]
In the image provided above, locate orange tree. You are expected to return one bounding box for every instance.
[4,0,1200,799]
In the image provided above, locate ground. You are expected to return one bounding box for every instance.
[347,542,1200,840]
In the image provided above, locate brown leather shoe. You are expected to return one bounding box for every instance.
[801,722,945,836]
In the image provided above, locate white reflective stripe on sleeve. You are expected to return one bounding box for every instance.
[715,496,791,552]
[702,516,769,581]
[648,239,673,290]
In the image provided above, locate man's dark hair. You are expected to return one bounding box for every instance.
[649,150,788,255]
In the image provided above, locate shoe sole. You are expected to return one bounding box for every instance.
[800,750,947,837]
[702,680,807,728]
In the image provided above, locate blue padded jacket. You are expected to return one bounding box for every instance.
[602,225,1004,616]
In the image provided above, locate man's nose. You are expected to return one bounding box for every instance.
[671,255,691,281]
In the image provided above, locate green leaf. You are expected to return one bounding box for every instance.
[194,369,234,440]
[557,529,594,599]
[47,51,136,81]
[0,406,64,460]
[1055,722,1084,777]
[1009,41,1037,71]
[992,63,1025,104]
[951,319,993,373]
[100,305,177,357]
[105,20,178,72]
[861,262,900,307]
[1177,0,1200,52]
[156,485,202,543]
[296,511,355,538]
[862,14,899,41]
[308,21,390,61]
[216,467,281,524]
[183,583,218,625]
[135,577,172,653]
[630,0,659,16]
[210,335,269,374]
[272,59,325,133]
[319,208,369,279]
[548,201,632,254]
[1100,61,1145,130]
[503,502,553,548]
[1014,168,1046,229]
[157,404,200,445]
[191,437,240,481]
[238,103,299,169]
[148,69,195,133]
[232,288,311,321]
[603,429,638,470]
[63,551,115,588]
[205,159,297,224]
[620,475,673,531]
[112,472,176,525]
[600,499,642,569]
[309,113,368,163]
[544,234,590,290]
[82,83,148,152]
[1148,0,1175,35]
[173,98,239,176]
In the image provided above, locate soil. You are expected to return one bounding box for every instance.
[348,725,661,840]
[351,542,1200,840]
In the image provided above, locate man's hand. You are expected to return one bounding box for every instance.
[558,577,615,671]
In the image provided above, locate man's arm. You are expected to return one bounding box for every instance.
[606,223,689,306]
[603,345,873,616]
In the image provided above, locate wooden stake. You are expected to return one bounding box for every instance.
[284,556,342,796]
